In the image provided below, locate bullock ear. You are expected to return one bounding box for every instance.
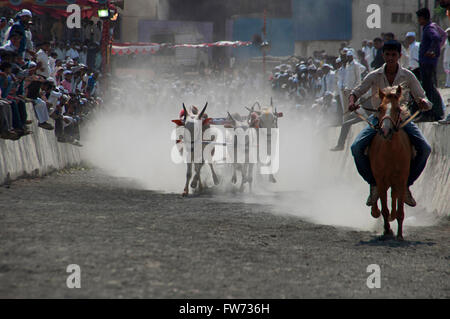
[395,85,402,99]
[378,88,385,100]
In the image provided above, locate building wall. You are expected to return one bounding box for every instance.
[294,0,430,57]
[121,0,168,42]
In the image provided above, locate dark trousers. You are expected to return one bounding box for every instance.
[420,63,444,120]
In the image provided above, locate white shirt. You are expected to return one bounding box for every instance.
[406,41,420,70]
[337,66,346,90]
[443,40,450,69]
[362,46,373,66]
[351,63,431,110]
[66,48,80,60]
[344,60,365,90]
[320,71,336,95]
[36,49,50,78]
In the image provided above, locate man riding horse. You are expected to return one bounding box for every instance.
[348,40,432,207]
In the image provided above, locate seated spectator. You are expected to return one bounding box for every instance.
[25,73,54,130]
[61,70,72,93]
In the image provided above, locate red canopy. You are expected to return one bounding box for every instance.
[0,1,115,19]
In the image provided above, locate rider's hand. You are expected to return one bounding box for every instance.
[418,98,432,111]
[348,94,359,112]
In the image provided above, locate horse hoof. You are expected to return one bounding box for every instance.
[378,230,394,241]
[389,211,397,222]
[396,235,404,241]
[190,181,197,189]
[371,207,381,218]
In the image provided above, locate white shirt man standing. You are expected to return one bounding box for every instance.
[405,31,420,78]
[443,28,450,87]
[36,41,51,78]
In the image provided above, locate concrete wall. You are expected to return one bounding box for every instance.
[323,122,450,217]
[0,103,82,185]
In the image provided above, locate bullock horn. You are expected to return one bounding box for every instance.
[198,102,208,119]
[183,103,187,117]
[227,111,235,122]
[245,106,252,112]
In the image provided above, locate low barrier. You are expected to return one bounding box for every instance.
[0,103,82,184]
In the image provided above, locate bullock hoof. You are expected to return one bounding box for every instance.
[396,235,404,241]
[213,175,220,186]
[182,191,188,197]
[190,180,197,189]
[269,175,277,183]
[371,207,381,218]
[231,176,237,184]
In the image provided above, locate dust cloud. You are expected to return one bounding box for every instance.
[81,72,437,232]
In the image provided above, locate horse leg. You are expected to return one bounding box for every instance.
[183,163,192,197]
[209,163,219,185]
[396,184,406,241]
[390,188,397,222]
[371,200,381,218]
[379,187,394,239]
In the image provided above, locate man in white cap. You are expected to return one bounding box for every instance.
[443,27,450,87]
[405,31,420,79]
[8,9,32,58]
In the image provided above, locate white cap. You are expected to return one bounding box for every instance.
[406,31,416,38]
[346,50,354,57]
[446,28,450,33]
[336,57,341,63]
[19,9,32,18]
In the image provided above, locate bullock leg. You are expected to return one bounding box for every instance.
[191,164,201,191]
[209,163,219,185]
[248,163,254,193]
[269,173,277,183]
[378,186,394,239]
[239,164,246,192]
[231,165,237,184]
[389,188,397,222]
[183,163,192,197]
[198,164,204,192]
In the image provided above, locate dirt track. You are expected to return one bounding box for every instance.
[0,168,449,298]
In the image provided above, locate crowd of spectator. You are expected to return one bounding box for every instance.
[0,9,103,145]
[268,7,450,150]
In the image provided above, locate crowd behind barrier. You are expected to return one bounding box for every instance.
[0,8,104,146]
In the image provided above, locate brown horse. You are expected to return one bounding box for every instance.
[369,86,412,240]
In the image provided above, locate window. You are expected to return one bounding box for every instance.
[392,13,413,24]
